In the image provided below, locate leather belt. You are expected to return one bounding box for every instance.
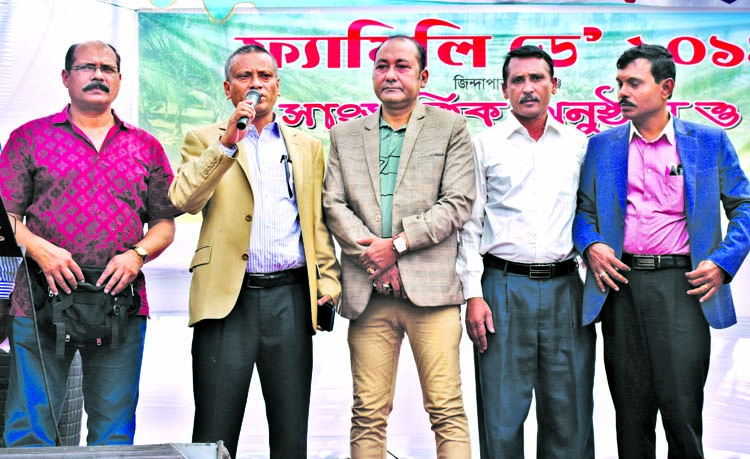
[244,267,307,289]
[483,254,578,279]
[622,253,691,270]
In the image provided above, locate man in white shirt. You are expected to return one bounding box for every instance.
[458,45,595,458]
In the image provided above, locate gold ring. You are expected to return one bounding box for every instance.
[367,267,375,275]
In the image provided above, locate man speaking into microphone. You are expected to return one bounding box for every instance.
[169,44,341,459]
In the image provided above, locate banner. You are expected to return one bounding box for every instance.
[146,1,748,23]
[138,6,750,167]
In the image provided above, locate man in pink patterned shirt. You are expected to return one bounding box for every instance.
[0,40,178,447]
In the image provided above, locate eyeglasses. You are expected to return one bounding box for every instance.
[70,64,119,75]
[281,154,293,198]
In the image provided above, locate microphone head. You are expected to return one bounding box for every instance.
[236,90,262,130]
[246,90,261,106]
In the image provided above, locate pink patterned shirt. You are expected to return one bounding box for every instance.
[0,106,179,317]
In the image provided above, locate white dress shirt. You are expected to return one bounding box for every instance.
[457,114,587,299]
[241,121,305,273]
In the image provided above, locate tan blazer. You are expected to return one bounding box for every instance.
[169,122,341,330]
[323,103,475,319]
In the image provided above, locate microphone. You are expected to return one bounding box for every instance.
[236,90,261,130]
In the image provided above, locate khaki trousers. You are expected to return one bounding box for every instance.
[348,294,471,459]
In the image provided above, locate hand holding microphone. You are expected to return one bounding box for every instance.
[236,90,261,130]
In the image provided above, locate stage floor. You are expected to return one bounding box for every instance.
[77,224,750,458]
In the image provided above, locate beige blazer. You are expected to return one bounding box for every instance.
[323,103,475,319]
[169,122,341,330]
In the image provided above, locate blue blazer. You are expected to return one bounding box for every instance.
[573,118,750,329]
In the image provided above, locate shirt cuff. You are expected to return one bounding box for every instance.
[219,143,238,158]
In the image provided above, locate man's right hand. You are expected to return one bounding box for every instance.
[585,242,630,293]
[221,100,257,148]
[466,297,494,353]
[28,239,84,295]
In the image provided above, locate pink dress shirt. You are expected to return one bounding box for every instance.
[623,120,690,255]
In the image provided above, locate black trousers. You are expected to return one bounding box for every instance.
[191,279,312,459]
[602,267,710,459]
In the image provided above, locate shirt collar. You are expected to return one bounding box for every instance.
[629,114,675,145]
[52,104,129,130]
[246,113,280,137]
[503,112,562,140]
[378,108,408,132]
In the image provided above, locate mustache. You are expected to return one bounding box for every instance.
[619,98,635,107]
[519,96,539,104]
[83,81,110,93]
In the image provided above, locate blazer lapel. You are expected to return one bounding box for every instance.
[396,103,426,192]
[363,113,382,205]
[674,118,697,218]
[612,124,631,218]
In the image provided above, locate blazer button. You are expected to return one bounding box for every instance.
[245,215,252,222]
[375,215,381,222]
[241,253,249,261]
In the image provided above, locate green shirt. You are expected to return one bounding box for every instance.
[379,118,406,237]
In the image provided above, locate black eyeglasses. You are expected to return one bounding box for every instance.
[281,154,293,198]
[70,64,119,75]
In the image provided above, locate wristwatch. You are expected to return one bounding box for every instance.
[392,233,408,256]
[130,246,148,262]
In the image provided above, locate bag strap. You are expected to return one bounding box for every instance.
[51,294,73,359]
[109,286,136,349]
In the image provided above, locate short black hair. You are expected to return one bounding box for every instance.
[224,44,278,81]
[616,44,675,85]
[374,35,427,72]
[65,41,121,72]
[502,45,554,83]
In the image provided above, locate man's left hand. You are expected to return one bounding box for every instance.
[357,236,397,277]
[315,294,334,332]
[97,250,144,295]
[372,265,406,299]
[686,260,726,303]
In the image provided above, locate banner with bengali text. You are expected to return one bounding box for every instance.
[138,6,750,169]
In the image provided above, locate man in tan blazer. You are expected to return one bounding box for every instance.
[169,44,341,459]
[323,35,475,459]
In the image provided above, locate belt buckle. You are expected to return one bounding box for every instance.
[529,264,553,279]
[632,255,659,270]
[245,273,268,289]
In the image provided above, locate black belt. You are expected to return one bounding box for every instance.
[243,267,307,289]
[483,254,578,279]
[622,253,691,270]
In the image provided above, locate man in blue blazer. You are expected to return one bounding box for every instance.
[573,44,750,458]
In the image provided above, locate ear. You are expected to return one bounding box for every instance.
[62,69,70,88]
[420,68,429,88]
[662,78,675,99]
[501,82,509,100]
[224,80,231,100]
[551,76,558,94]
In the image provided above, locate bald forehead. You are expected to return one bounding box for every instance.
[377,37,419,59]
[74,41,114,57]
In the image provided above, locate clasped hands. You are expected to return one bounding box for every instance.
[358,236,407,299]
[31,239,143,296]
[585,242,725,303]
